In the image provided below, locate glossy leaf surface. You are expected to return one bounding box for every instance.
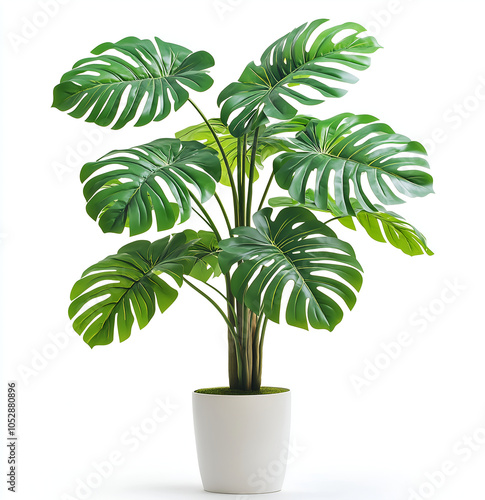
[274,113,433,215]
[218,20,381,136]
[219,207,363,330]
[81,139,221,236]
[269,190,433,256]
[53,37,214,128]
[69,235,194,347]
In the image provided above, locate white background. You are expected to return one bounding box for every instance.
[1,1,485,499]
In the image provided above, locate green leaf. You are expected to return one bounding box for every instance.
[182,229,221,282]
[262,115,315,136]
[352,202,433,256]
[219,206,363,331]
[274,113,433,215]
[269,191,432,256]
[68,235,195,348]
[217,19,381,136]
[52,36,214,129]
[268,188,344,215]
[81,138,221,236]
[257,116,314,162]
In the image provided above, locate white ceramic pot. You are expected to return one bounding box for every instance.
[192,389,291,494]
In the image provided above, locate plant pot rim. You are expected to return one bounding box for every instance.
[193,387,290,397]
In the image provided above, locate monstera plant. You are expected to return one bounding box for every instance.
[53,19,433,393]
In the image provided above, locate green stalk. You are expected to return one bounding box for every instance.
[254,312,265,335]
[236,134,248,386]
[246,127,260,225]
[191,206,212,230]
[257,172,274,211]
[183,277,243,382]
[214,192,232,233]
[245,307,253,390]
[236,137,242,226]
[183,278,236,337]
[202,279,237,321]
[225,274,239,389]
[188,99,239,225]
[189,192,222,242]
[258,316,269,383]
[184,199,242,385]
[323,216,344,225]
[249,312,264,390]
[235,299,244,382]
[198,275,240,389]
[241,303,250,388]
[235,299,251,390]
[251,312,261,390]
[236,137,245,227]
[175,101,244,389]
[240,135,247,226]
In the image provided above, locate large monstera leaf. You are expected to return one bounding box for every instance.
[81,138,221,236]
[69,235,195,348]
[269,191,433,256]
[219,207,363,330]
[52,37,214,129]
[274,113,433,216]
[217,19,381,136]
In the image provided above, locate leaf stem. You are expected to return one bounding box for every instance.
[191,206,212,230]
[189,192,222,241]
[258,316,269,379]
[225,274,240,388]
[246,127,260,225]
[183,277,243,379]
[201,279,237,321]
[323,216,343,225]
[188,98,239,225]
[214,192,232,233]
[258,172,274,211]
[238,136,247,226]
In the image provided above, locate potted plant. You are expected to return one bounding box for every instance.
[52,18,433,494]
